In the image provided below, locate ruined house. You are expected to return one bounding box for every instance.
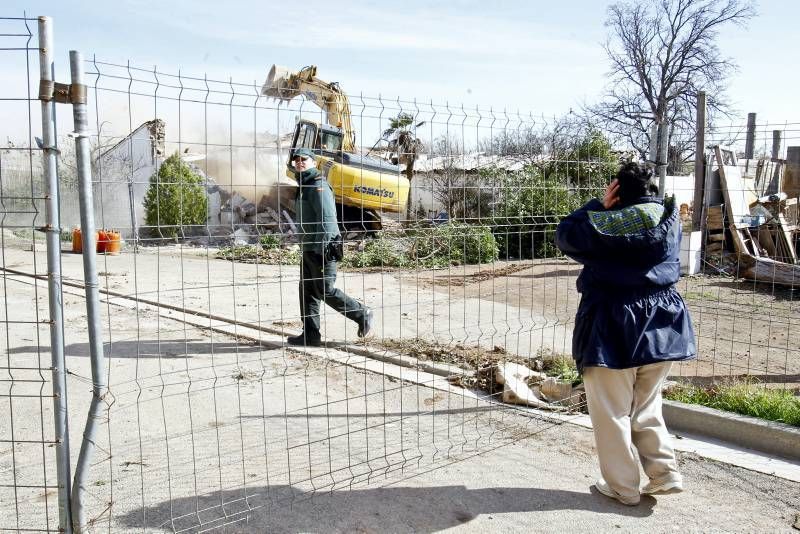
[95,119,165,238]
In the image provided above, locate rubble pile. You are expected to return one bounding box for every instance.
[708,146,800,285]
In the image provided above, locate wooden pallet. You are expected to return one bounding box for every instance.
[704,204,726,257]
[713,147,798,261]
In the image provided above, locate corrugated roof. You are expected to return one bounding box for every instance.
[412,153,546,173]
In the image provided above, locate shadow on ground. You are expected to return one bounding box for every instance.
[116,483,654,532]
[705,279,800,301]
[8,339,282,358]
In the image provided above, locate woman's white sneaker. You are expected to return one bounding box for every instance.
[594,479,641,506]
[642,476,684,495]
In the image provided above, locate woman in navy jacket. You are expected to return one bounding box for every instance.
[555,162,696,506]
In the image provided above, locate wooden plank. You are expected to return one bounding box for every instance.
[776,214,798,263]
[714,146,764,260]
[706,204,725,230]
[706,232,725,243]
[744,228,762,257]
[728,227,749,255]
[740,254,800,286]
[730,227,756,257]
[757,225,777,257]
[786,199,798,228]
[777,227,790,261]
[755,158,770,195]
[714,146,757,230]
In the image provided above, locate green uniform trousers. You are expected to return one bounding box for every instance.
[300,251,367,339]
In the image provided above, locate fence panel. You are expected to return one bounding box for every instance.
[0,15,70,533]
[46,60,592,531]
[3,26,799,531]
[670,119,800,388]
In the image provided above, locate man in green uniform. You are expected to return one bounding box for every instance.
[288,148,373,346]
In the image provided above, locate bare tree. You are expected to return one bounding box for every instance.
[479,113,596,167]
[481,126,545,164]
[589,0,755,173]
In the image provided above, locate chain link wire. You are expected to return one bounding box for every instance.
[1,28,798,531]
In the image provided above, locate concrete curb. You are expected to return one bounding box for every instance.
[663,400,800,462]
[343,344,800,465]
[340,344,468,378]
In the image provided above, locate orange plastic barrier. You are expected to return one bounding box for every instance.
[71,228,122,255]
[97,230,121,255]
[72,228,83,253]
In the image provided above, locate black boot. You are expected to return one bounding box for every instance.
[287,332,322,347]
[358,308,374,338]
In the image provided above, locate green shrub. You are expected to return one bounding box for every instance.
[485,131,617,259]
[664,381,800,427]
[341,236,412,268]
[217,245,300,265]
[143,153,207,238]
[486,167,585,259]
[342,224,497,269]
[409,222,498,267]
[260,233,281,249]
[544,130,619,189]
[539,349,581,386]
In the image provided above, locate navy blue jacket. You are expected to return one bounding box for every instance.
[555,197,696,371]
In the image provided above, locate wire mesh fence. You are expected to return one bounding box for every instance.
[669,119,800,388]
[1,13,799,533]
[52,58,592,532]
[0,15,69,533]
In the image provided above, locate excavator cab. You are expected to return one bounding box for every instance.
[319,126,344,153]
[286,119,343,166]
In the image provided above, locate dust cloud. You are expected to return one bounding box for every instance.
[167,132,294,204]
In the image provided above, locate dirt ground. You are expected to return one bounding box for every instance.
[3,239,798,386]
[1,240,799,532]
[399,258,800,389]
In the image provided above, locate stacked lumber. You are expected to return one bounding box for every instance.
[705,205,726,258]
[712,146,800,286]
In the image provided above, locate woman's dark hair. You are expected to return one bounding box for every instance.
[615,162,658,205]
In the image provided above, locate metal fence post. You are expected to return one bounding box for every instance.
[37,16,74,533]
[692,91,707,230]
[744,112,756,160]
[744,112,756,175]
[767,129,783,194]
[68,49,108,534]
[657,122,668,197]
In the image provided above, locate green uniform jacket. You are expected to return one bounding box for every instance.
[294,168,340,255]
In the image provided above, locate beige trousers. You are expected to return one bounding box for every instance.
[582,362,680,497]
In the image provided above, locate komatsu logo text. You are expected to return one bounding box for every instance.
[353,186,395,199]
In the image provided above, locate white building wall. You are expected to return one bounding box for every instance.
[95,124,159,237]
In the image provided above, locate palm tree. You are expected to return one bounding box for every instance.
[383,112,424,182]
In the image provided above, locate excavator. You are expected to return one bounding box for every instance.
[261,65,411,232]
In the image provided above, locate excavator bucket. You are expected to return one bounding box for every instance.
[261,64,293,101]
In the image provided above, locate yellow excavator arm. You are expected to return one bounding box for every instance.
[260,64,410,220]
[261,65,356,153]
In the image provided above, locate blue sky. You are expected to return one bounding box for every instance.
[4,0,799,140]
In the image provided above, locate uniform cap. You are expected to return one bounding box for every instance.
[293,148,315,160]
